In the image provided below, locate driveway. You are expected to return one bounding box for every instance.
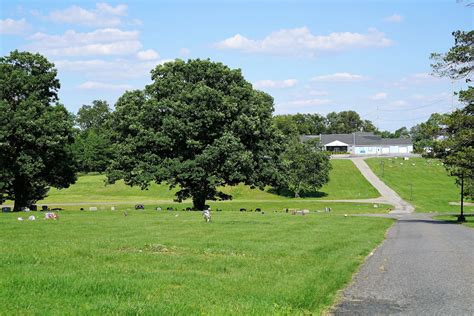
[334,213,474,315]
[350,157,414,214]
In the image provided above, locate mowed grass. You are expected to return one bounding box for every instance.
[0,211,393,314]
[435,215,474,229]
[35,159,379,204]
[366,158,474,213]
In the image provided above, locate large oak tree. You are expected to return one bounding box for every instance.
[107,59,282,210]
[0,51,76,211]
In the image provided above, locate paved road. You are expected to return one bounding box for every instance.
[350,158,414,214]
[334,213,474,315]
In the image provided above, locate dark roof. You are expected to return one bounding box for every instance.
[301,132,412,146]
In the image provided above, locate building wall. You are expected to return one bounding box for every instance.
[354,145,413,155]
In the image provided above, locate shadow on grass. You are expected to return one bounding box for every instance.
[266,187,328,198]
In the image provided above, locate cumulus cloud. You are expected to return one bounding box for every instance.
[394,72,443,88]
[370,92,388,100]
[311,72,366,82]
[136,49,160,60]
[78,81,133,90]
[384,14,403,23]
[48,3,128,27]
[55,58,172,79]
[0,18,30,35]
[214,27,392,56]
[27,28,142,57]
[390,100,408,107]
[284,98,332,107]
[308,90,329,96]
[254,79,298,89]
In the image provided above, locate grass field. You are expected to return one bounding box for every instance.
[34,159,379,204]
[435,215,474,229]
[0,211,393,314]
[366,157,474,213]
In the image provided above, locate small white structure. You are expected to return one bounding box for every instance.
[301,132,413,155]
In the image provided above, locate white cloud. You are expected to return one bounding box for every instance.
[48,3,128,27]
[308,90,329,96]
[254,79,298,89]
[284,98,332,107]
[0,18,30,35]
[136,49,160,60]
[55,58,172,79]
[394,72,443,88]
[179,48,191,57]
[370,92,388,100]
[384,14,404,23]
[27,28,142,57]
[311,72,366,82]
[214,27,392,56]
[78,81,132,90]
[390,100,408,107]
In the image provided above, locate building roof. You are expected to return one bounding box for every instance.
[301,132,412,146]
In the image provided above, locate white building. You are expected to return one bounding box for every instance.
[301,132,413,155]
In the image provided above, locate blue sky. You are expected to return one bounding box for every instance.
[1,0,472,131]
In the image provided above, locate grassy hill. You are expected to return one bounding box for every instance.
[366,157,474,213]
[40,159,379,204]
[0,210,393,314]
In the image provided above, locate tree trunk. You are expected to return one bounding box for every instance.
[13,178,27,212]
[192,195,206,211]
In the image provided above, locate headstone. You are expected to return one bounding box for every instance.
[41,205,48,211]
[135,204,145,210]
[89,207,98,211]
[111,206,116,211]
[28,215,36,221]
[1,207,12,213]
[156,207,162,211]
[255,208,261,212]
[240,208,246,212]
[30,205,37,211]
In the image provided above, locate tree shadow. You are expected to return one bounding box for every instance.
[266,187,328,198]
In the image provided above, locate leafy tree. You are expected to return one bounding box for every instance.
[410,113,447,153]
[431,30,473,220]
[431,30,473,81]
[76,100,111,131]
[325,111,375,133]
[0,51,76,211]
[72,100,112,172]
[107,59,282,210]
[280,140,331,198]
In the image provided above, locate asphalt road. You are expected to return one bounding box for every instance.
[350,157,414,214]
[334,213,474,315]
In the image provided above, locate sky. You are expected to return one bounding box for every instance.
[1,0,472,131]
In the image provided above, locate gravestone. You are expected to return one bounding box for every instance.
[135,204,145,210]
[41,205,48,211]
[89,207,98,211]
[1,207,12,213]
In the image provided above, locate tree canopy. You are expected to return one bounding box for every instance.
[280,139,331,198]
[431,30,473,219]
[72,100,112,172]
[0,51,76,210]
[107,59,282,210]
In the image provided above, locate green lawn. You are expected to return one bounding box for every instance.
[435,215,474,228]
[0,211,393,314]
[366,157,474,213]
[34,159,379,205]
